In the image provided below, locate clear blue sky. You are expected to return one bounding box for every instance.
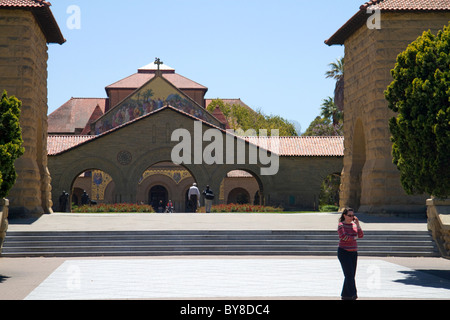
[47,0,364,133]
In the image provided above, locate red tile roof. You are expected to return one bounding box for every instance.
[363,0,450,10]
[325,0,450,45]
[48,98,107,134]
[0,0,65,44]
[245,136,344,157]
[80,104,104,135]
[227,170,254,178]
[211,107,230,129]
[48,133,343,158]
[48,115,343,158]
[106,72,207,90]
[47,135,94,155]
[0,0,48,7]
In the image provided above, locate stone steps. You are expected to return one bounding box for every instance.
[1,230,440,258]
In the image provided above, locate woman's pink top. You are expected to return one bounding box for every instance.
[338,222,364,252]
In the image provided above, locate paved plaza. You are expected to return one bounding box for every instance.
[1,212,450,300]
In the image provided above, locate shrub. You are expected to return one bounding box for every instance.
[385,25,450,198]
[199,203,284,213]
[72,203,155,213]
[0,91,24,199]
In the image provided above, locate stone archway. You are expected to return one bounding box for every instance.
[227,187,251,204]
[50,156,124,212]
[149,185,168,212]
[210,166,268,207]
[135,160,197,212]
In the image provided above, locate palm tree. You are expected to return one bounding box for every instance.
[326,57,344,115]
[321,96,342,125]
[320,97,336,119]
[325,57,344,81]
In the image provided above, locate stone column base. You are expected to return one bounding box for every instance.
[0,199,9,255]
[427,198,450,259]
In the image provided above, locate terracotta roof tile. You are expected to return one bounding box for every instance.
[227,170,254,178]
[0,0,65,44]
[246,136,344,157]
[0,0,48,7]
[80,104,104,135]
[325,0,450,45]
[211,107,230,129]
[48,125,344,158]
[48,98,107,134]
[105,73,207,90]
[47,135,94,155]
[363,0,450,10]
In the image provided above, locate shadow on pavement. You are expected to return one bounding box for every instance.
[394,269,450,290]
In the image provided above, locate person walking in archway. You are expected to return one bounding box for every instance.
[202,185,214,213]
[337,208,364,300]
[188,183,200,213]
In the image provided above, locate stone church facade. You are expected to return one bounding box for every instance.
[47,63,344,212]
[326,0,450,215]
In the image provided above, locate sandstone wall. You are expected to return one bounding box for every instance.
[0,9,53,217]
[341,12,450,215]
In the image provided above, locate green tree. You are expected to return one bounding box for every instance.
[385,25,450,198]
[208,99,297,136]
[325,57,344,81]
[302,116,342,136]
[0,91,24,199]
[320,96,342,125]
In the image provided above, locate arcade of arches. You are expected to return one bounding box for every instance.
[72,162,261,212]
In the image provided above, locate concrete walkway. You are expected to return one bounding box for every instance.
[1,212,450,301]
[6,211,429,232]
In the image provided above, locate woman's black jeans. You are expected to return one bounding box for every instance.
[337,247,358,299]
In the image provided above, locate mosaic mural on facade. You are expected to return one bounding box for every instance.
[92,76,218,135]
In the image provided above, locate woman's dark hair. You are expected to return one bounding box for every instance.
[339,208,354,222]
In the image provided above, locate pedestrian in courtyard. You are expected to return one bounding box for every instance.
[166,200,174,213]
[188,182,200,213]
[202,185,214,213]
[337,207,364,300]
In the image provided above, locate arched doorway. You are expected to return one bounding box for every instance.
[219,169,263,205]
[137,161,196,212]
[66,169,115,212]
[149,185,168,212]
[227,187,251,204]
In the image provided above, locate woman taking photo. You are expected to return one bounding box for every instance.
[337,208,364,300]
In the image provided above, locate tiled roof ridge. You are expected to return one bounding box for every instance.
[105,72,142,89]
[361,0,450,10]
[168,72,208,90]
[0,0,50,7]
[325,0,450,46]
[69,97,107,100]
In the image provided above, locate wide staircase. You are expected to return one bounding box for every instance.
[1,229,440,257]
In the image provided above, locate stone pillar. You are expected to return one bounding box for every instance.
[0,199,9,254]
[427,198,450,258]
[0,9,53,218]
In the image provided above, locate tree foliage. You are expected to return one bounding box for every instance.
[207,99,297,136]
[302,116,343,136]
[0,91,24,199]
[385,25,450,198]
[325,57,344,81]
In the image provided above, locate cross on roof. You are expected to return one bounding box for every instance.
[154,58,163,70]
